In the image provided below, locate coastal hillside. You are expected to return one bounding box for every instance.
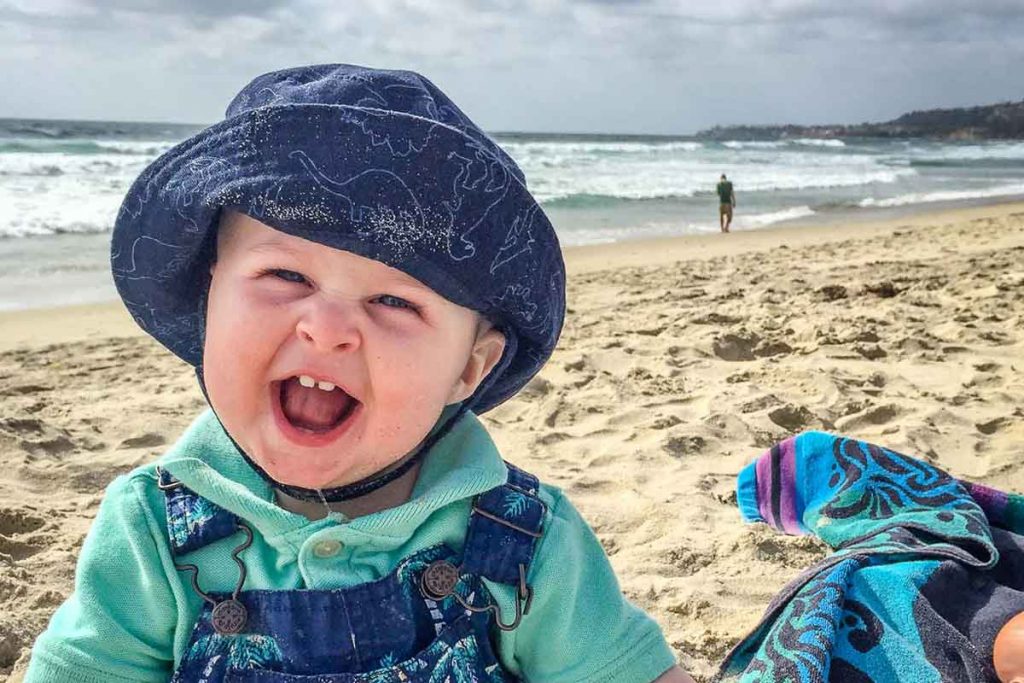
[698,99,1024,141]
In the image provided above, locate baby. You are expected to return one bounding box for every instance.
[27,65,693,682]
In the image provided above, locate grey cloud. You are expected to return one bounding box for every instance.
[588,0,1024,34]
[92,0,290,15]
[1,0,1022,133]
[0,0,292,39]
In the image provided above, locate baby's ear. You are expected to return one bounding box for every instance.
[447,327,506,404]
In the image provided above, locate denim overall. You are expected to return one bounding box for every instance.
[156,464,545,682]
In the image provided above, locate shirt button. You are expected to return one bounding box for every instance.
[312,540,342,558]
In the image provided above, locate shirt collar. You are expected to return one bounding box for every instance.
[159,408,508,549]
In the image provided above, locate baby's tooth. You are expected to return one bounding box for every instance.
[298,375,316,388]
[317,381,336,392]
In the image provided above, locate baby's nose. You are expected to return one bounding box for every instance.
[294,300,362,352]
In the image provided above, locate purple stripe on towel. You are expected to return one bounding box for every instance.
[755,448,777,528]
[962,481,1008,523]
[754,437,802,533]
[777,437,802,535]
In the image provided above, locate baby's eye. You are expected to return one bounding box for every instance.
[266,269,309,285]
[375,294,418,312]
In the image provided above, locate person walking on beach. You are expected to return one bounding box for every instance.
[717,173,736,233]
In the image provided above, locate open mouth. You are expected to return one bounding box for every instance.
[272,376,361,441]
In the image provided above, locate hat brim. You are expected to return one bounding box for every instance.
[111,104,564,413]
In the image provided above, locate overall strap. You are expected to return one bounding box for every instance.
[461,462,546,585]
[156,466,241,556]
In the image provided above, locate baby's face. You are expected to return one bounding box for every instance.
[202,211,505,490]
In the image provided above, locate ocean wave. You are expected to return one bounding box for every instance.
[910,158,1024,168]
[503,140,703,161]
[740,206,816,227]
[0,219,113,239]
[0,150,152,180]
[0,138,173,156]
[720,139,845,150]
[906,141,1024,163]
[0,118,203,142]
[533,167,914,204]
[555,206,816,245]
[858,183,1024,208]
[97,140,177,155]
[0,183,120,239]
[734,168,915,192]
[791,138,846,148]
[721,141,785,149]
[0,164,64,177]
[556,220,723,246]
[0,121,88,139]
[541,190,696,206]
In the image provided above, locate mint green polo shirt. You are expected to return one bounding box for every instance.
[27,409,676,682]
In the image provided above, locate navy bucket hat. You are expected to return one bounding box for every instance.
[112,64,565,416]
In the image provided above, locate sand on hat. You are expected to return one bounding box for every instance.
[2,201,1023,681]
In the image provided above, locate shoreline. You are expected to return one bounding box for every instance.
[565,198,1024,274]
[4,198,1024,353]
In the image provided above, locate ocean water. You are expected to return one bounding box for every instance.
[2,117,1024,310]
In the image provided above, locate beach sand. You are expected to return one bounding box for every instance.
[2,202,1023,681]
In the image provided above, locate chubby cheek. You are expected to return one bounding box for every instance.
[367,345,462,444]
[202,286,279,434]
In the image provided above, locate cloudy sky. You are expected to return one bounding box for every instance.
[2,0,1023,134]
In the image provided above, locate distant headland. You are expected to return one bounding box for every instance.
[697,99,1024,141]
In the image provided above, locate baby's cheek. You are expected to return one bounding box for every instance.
[367,411,434,463]
[371,417,418,448]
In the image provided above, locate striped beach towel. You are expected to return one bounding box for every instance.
[719,431,1024,682]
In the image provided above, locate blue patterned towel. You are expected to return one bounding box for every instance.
[718,431,1024,683]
